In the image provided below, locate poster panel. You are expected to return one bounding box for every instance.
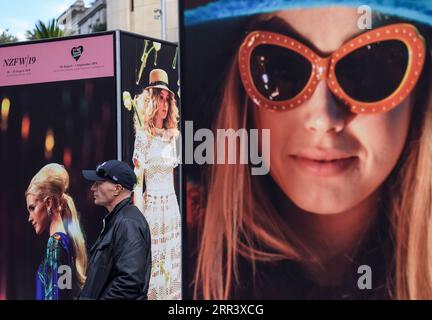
[0,34,116,299]
[120,33,182,300]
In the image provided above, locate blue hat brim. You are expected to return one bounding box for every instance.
[185,0,432,26]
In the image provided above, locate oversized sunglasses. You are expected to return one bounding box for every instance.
[238,23,426,114]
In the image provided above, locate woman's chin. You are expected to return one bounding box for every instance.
[289,192,359,215]
[298,204,349,215]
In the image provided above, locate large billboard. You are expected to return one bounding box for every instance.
[181,0,432,300]
[0,31,181,300]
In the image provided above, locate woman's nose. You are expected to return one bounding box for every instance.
[303,81,352,134]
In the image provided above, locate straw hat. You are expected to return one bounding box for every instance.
[144,69,175,96]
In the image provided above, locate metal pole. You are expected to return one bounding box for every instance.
[160,0,167,40]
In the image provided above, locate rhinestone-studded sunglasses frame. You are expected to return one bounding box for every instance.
[238,23,426,114]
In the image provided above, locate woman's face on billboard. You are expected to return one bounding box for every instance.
[156,89,170,121]
[252,7,412,214]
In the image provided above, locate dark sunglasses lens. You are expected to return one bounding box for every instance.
[335,40,409,102]
[250,44,312,101]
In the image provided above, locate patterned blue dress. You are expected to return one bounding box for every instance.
[36,232,78,300]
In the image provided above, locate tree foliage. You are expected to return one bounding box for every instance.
[26,19,65,40]
[0,29,18,44]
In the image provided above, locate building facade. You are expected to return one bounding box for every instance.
[57,0,107,35]
[77,0,107,34]
[106,0,179,43]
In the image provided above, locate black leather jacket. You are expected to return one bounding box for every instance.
[79,197,151,300]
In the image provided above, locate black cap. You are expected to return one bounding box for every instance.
[82,160,137,191]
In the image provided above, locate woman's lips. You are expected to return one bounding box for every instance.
[291,150,359,177]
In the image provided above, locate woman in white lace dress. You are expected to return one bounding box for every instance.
[132,69,181,300]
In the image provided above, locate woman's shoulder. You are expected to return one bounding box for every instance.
[136,127,178,142]
[136,127,150,138]
[135,128,152,146]
[151,127,179,142]
[167,128,179,136]
[165,128,179,141]
[47,232,73,256]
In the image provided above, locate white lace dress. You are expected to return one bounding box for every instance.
[133,128,181,300]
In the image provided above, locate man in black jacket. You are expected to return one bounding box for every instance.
[79,160,151,300]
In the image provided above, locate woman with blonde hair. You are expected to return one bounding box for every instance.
[133,68,181,299]
[184,0,432,299]
[26,163,87,300]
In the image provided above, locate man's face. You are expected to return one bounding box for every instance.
[90,180,119,208]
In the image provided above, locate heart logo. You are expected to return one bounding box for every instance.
[71,46,84,61]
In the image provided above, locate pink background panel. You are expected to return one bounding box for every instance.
[0,34,114,86]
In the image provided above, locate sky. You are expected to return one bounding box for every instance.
[0,0,93,41]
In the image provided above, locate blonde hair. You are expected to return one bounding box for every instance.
[135,87,179,136]
[26,163,88,288]
[391,45,432,298]
[194,27,432,300]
